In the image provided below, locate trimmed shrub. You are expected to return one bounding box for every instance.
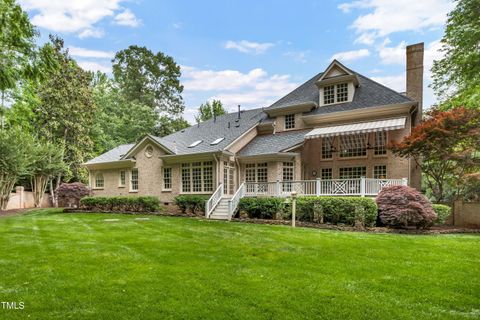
[238,198,285,219]
[432,204,451,224]
[238,196,377,226]
[80,196,161,213]
[174,195,209,214]
[57,182,91,207]
[376,185,437,229]
[294,197,378,227]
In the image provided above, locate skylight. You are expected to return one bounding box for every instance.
[188,140,203,148]
[210,138,224,145]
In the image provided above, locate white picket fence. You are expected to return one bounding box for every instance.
[244,178,407,197]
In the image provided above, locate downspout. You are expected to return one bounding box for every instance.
[213,154,220,187]
[407,104,417,185]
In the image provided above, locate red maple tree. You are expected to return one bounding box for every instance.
[390,107,480,202]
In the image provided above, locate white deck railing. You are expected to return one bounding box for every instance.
[228,182,245,220]
[245,178,407,197]
[205,183,223,218]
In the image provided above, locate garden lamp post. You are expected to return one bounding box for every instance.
[291,191,297,227]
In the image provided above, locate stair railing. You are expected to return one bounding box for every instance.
[205,184,223,218]
[228,182,245,220]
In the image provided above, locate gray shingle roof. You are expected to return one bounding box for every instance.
[267,72,413,114]
[85,143,135,165]
[238,130,309,157]
[152,108,267,155]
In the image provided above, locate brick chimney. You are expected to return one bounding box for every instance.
[406,43,424,191]
[406,43,424,126]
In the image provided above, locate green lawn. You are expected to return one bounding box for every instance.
[0,209,479,319]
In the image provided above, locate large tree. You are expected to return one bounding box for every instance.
[112,45,185,117]
[0,0,37,129]
[34,36,96,191]
[91,72,157,153]
[0,127,34,210]
[195,99,226,123]
[431,0,480,101]
[391,107,480,202]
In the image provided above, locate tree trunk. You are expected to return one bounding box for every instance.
[31,175,49,208]
[0,174,16,211]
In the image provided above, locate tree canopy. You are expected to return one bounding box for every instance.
[431,0,480,101]
[391,107,480,202]
[195,100,227,123]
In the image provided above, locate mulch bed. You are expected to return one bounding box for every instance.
[231,217,480,235]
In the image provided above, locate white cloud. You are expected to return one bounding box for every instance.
[78,28,105,39]
[114,8,141,27]
[224,40,274,55]
[331,49,370,61]
[181,65,297,110]
[69,46,114,59]
[78,61,112,73]
[338,0,454,43]
[20,0,140,38]
[371,74,405,92]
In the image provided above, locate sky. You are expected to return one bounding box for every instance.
[19,0,454,123]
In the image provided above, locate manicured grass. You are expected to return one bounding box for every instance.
[0,209,479,319]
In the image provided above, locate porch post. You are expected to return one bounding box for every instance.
[360,176,366,197]
[316,178,321,196]
[276,180,280,196]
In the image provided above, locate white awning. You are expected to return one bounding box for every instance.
[305,117,406,139]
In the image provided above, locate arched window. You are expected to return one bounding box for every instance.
[95,173,104,188]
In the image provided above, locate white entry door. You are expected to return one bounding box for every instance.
[223,162,235,195]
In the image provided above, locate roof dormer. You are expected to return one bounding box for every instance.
[316,60,359,107]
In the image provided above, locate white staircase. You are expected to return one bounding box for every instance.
[209,197,231,220]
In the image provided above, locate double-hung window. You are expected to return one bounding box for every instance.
[282,162,294,192]
[119,170,126,187]
[130,169,138,192]
[163,167,172,190]
[374,131,387,155]
[95,173,104,189]
[245,163,268,193]
[321,137,334,159]
[373,165,387,179]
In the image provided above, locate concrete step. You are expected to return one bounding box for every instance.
[209,214,229,220]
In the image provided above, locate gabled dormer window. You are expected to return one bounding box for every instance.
[323,83,349,105]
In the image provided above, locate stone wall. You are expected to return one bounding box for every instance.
[446,200,480,228]
[4,186,52,210]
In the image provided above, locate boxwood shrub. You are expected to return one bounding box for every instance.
[174,195,210,214]
[294,196,378,227]
[238,196,377,227]
[80,196,161,213]
[238,198,285,219]
[432,204,451,224]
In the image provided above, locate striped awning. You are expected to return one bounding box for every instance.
[305,117,406,139]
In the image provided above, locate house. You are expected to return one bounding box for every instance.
[84,43,424,219]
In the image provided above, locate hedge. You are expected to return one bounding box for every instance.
[238,196,378,227]
[80,196,161,213]
[294,197,378,227]
[432,204,451,224]
[174,195,210,214]
[238,198,285,219]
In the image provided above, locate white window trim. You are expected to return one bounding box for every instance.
[180,162,214,194]
[130,169,139,193]
[162,167,172,191]
[118,170,126,188]
[94,172,104,190]
[322,82,350,106]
